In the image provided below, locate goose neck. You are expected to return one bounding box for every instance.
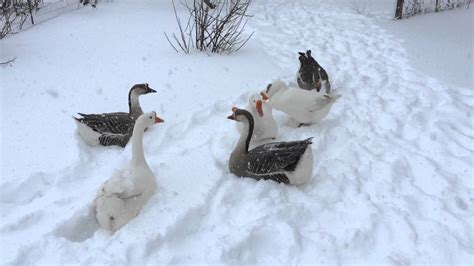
[236,116,253,153]
[131,120,148,167]
[129,91,143,115]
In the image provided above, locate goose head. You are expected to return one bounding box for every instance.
[227,107,254,124]
[130,83,156,97]
[128,83,156,114]
[262,80,287,98]
[136,111,165,129]
[248,93,264,117]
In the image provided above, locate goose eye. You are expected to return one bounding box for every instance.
[149,116,152,119]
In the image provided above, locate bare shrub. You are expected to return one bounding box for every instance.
[1,0,41,65]
[1,0,35,38]
[165,0,254,54]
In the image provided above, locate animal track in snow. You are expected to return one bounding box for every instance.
[53,206,100,242]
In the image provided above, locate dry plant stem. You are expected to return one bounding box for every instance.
[165,0,253,54]
[164,0,192,53]
[0,57,16,66]
[1,0,42,38]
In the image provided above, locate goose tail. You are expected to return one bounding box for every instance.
[72,115,82,122]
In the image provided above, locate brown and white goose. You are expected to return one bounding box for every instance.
[297,50,331,93]
[228,107,314,185]
[74,83,156,147]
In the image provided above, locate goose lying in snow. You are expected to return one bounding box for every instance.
[297,49,331,93]
[94,112,164,231]
[237,93,278,143]
[228,107,313,185]
[74,83,156,147]
[262,80,341,127]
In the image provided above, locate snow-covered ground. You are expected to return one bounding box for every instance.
[1,0,473,264]
[367,0,473,88]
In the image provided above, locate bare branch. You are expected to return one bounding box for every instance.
[164,32,180,53]
[0,57,16,67]
[164,0,253,54]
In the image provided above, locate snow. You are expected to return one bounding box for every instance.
[1,0,473,264]
[384,8,473,88]
[366,0,474,88]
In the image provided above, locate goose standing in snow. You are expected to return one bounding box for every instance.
[297,50,331,93]
[228,107,313,185]
[237,93,278,144]
[74,83,156,147]
[94,112,164,231]
[262,80,341,127]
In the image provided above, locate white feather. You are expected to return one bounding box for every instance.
[74,119,101,146]
[267,80,341,124]
[285,145,313,185]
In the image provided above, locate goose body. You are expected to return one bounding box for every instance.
[94,112,164,231]
[297,50,331,93]
[74,83,156,147]
[264,80,341,125]
[228,108,313,185]
[237,93,278,144]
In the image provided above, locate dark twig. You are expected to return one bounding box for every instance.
[164,0,253,54]
[0,57,16,66]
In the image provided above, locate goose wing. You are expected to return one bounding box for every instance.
[307,95,336,112]
[246,138,313,182]
[101,172,143,199]
[98,132,131,147]
[75,112,135,134]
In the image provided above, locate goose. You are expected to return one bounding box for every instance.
[94,111,164,231]
[228,107,313,185]
[237,93,278,144]
[74,83,156,147]
[262,80,341,127]
[297,50,331,93]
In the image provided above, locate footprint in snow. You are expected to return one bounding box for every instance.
[54,205,100,242]
[0,172,53,205]
[44,89,59,98]
[0,211,44,233]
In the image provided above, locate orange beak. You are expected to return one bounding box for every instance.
[155,116,164,123]
[260,91,269,101]
[255,100,263,117]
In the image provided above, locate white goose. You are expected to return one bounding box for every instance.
[94,112,164,231]
[262,80,341,126]
[237,93,278,144]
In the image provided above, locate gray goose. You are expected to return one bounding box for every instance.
[74,83,156,147]
[297,50,331,93]
[228,107,314,185]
